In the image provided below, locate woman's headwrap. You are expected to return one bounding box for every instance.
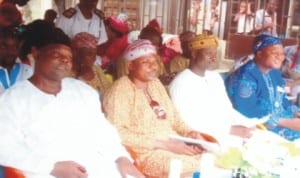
[107,16,129,35]
[123,39,157,61]
[252,34,282,53]
[188,34,218,50]
[145,19,163,35]
[163,34,182,54]
[71,32,98,49]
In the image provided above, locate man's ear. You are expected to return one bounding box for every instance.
[31,46,38,59]
[190,50,197,59]
[126,61,133,71]
[256,51,263,59]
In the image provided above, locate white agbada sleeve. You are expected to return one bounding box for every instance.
[168,73,200,129]
[0,85,4,95]
[0,79,131,177]
[90,102,132,162]
[169,70,233,137]
[72,83,132,163]
[0,90,56,175]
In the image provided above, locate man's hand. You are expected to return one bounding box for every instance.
[230,125,254,138]
[155,131,205,155]
[50,161,88,178]
[115,157,145,178]
[155,138,203,155]
[186,131,204,140]
[277,118,300,130]
[186,131,207,152]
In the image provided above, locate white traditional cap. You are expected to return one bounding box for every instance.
[123,39,157,61]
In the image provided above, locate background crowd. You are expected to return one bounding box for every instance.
[0,0,300,178]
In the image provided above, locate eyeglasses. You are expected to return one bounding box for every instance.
[150,100,166,120]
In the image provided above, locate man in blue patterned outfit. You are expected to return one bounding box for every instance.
[226,34,300,141]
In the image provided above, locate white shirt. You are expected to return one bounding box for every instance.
[0,62,33,95]
[237,14,253,33]
[56,5,108,44]
[169,69,249,144]
[0,78,130,178]
[255,9,278,36]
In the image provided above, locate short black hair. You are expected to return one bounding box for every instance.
[0,26,19,40]
[19,20,70,59]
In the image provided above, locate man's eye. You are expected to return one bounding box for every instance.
[51,53,61,58]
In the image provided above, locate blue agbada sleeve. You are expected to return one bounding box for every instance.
[226,60,295,120]
[226,72,269,118]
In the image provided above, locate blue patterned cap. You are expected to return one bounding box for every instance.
[252,34,282,53]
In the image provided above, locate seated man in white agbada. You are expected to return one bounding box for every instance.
[168,34,273,147]
[0,21,144,178]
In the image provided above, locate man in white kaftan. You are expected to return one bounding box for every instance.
[56,2,107,44]
[168,34,266,147]
[0,78,132,178]
[169,69,251,144]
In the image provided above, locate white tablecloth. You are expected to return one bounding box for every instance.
[201,153,232,178]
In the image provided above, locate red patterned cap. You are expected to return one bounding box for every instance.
[123,39,157,61]
[71,32,98,49]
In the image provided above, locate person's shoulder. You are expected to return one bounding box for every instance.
[0,80,30,100]
[63,78,97,93]
[108,76,129,91]
[63,77,92,89]
[62,7,77,18]
[270,68,284,77]
[171,69,191,82]
[102,76,130,101]
[64,77,103,97]
[19,63,33,79]
[239,60,254,71]
[227,61,253,80]
[207,70,224,80]
[9,80,29,89]
[20,62,33,72]
[169,69,190,90]
[20,62,32,68]
[93,9,105,19]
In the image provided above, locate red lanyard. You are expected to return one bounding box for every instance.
[290,47,300,69]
